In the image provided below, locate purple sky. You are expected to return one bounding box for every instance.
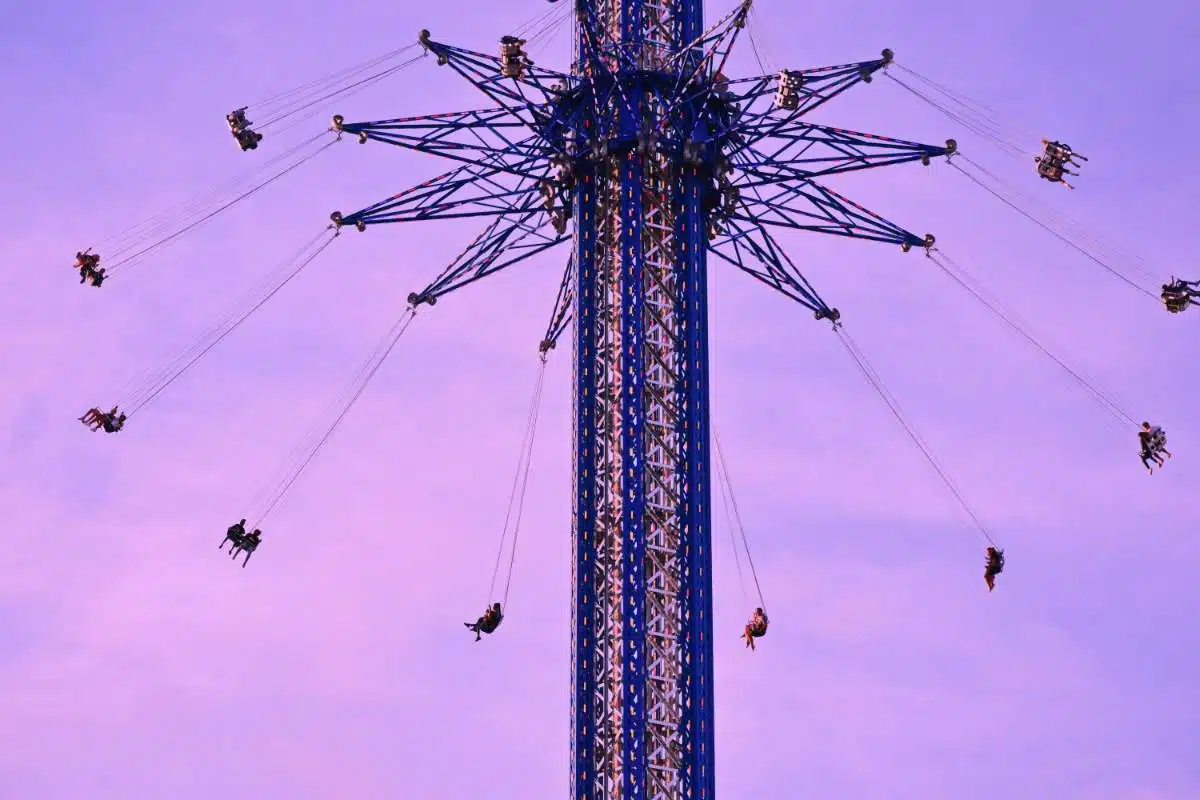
[2,0,1198,797]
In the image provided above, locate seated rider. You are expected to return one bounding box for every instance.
[234,529,263,567]
[1172,277,1200,296]
[1042,139,1087,167]
[742,607,769,651]
[226,107,251,133]
[100,410,127,433]
[1138,430,1162,472]
[1034,155,1075,189]
[984,546,1005,592]
[79,405,120,432]
[78,406,108,430]
[234,128,263,151]
[221,519,248,552]
[465,602,504,642]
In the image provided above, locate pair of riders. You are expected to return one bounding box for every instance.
[221,519,263,566]
[1138,422,1171,473]
[226,107,263,151]
[499,36,530,79]
[1161,278,1199,313]
[984,546,1005,592]
[74,250,106,287]
[79,405,126,433]
[1034,139,1087,189]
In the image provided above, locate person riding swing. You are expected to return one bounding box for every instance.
[742,607,769,651]
[465,602,504,642]
[235,529,263,566]
[221,519,248,553]
[984,546,1005,591]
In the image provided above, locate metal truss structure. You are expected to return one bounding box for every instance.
[328,1,953,796]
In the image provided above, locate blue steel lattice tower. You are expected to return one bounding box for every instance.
[569,2,716,799]
[332,0,952,796]
[568,1,710,800]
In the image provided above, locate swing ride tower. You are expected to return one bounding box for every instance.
[70,0,1185,793]
[326,1,954,796]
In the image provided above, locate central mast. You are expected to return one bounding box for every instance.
[571,2,715,797]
